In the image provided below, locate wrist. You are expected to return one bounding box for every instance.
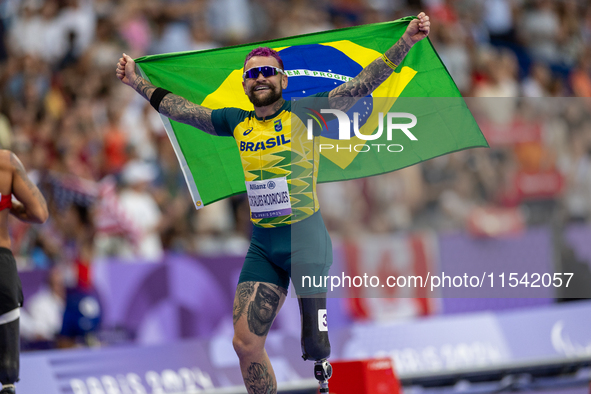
[401,33,414,48]
[150,87,172,112]
[131,75,142,90]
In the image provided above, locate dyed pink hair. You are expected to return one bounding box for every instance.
[243,47,284,70]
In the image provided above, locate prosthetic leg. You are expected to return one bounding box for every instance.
[0,317,19,394]
[298,295,332,393]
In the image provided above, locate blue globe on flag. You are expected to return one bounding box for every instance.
[280,44,373,140]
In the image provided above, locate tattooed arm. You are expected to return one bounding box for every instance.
[116,54,217,135]
[328,12,431,110]
[9,152,48,224]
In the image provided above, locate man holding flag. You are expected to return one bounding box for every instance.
[117,13,430,393]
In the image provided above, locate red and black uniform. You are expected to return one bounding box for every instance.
[0,194,20,391]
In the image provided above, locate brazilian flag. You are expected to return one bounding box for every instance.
[135,16,488,208]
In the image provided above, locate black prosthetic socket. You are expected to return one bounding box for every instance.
[298,295,331,361]
[0,319,19,386]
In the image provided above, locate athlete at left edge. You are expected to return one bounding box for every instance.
[0,151,49,394]
[117,13,430,394]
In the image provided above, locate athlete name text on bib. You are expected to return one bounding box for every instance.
[246,177,292,219]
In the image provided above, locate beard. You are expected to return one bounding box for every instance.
[247,83,283,107]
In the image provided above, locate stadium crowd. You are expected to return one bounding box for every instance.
[0,0,589,277]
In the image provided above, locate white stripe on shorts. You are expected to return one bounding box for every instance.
[0,308,20,325]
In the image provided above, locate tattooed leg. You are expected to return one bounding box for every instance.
[233,282,255,324]
[233,282,287,394]
[245,362,276,394]
[247,283,282,336]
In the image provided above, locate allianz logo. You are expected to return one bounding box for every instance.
[249,181,277,191]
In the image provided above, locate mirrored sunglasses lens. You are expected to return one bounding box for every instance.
[260,66,277,77]
[245,67,277,79]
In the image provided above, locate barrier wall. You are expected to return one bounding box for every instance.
[19,226,574,344]
[19,300,591,394]
[16,224,591,393]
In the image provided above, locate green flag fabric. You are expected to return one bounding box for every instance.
[135,17,488,209]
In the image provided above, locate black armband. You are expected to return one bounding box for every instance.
[150,87,171,112]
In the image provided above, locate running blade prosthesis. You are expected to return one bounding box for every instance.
[314,359,332,393]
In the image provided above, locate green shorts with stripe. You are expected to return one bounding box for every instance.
[239,210,332,296]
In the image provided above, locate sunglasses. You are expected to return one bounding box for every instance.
[243,66,285,80]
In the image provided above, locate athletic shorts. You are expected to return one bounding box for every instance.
[239,210,333,296]
[0,248,23,316]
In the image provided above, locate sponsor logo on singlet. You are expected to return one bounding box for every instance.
[274,119,283,132]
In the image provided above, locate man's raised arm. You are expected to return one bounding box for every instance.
[116,54,217,135]
[328,12,431,110]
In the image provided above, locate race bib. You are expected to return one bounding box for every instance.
[246,177,292,219]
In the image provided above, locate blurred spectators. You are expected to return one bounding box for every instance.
[522,62,552,97]
[483,0,514,45]
[20,266,66,343]
[118,160,163,262]
[0,0,588,279]
[93,175,140,260]
[519,0,561,66]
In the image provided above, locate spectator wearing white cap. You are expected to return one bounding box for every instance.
[118,160,163,262]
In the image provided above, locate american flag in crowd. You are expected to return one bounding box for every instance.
[93,176,141,248]
[48,172,98,211]
[48,172,140,247]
